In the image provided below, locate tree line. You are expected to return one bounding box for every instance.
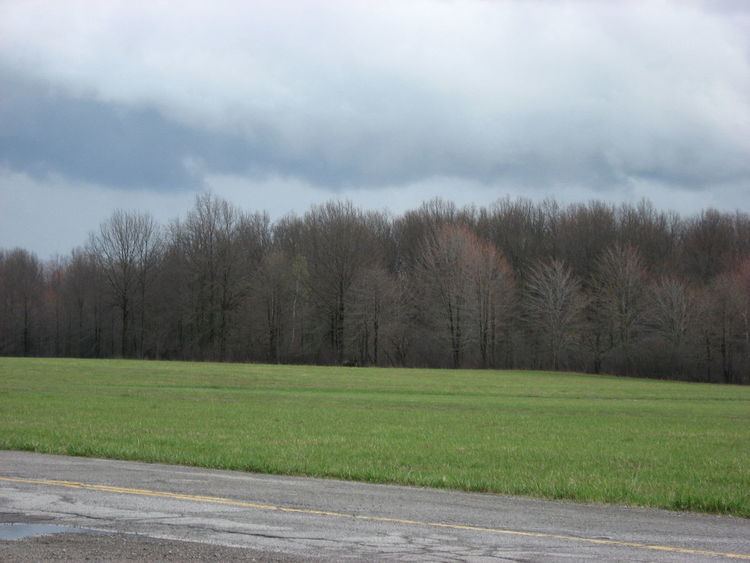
[2,194,749,384]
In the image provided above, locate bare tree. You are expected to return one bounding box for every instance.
[271,216,310,360]
[255,249,294,363]
[735,258,750,366]
[618,200,676,276]
[301,201,380,364]
[478,197,551,274]
[414,224,479,368]
[558,201,617,278]
[524,259,587,370]
[348,266,397,366]
[134,214,162,358]
[646,277,694,377]
[172,194,249,360]
[386,271,415,367]
[393,198,459,268]
[61,248,98,357]
[89,210,160,358]
[5,194,750,382]
[593,245,647,374]
[465,235,514,368]
[0,249,43,355]
[682,209,735,283]
[701,273,746,384]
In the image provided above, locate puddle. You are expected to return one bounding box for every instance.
[0,523,80,541]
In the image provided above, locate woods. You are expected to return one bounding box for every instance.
[2,196,750,383]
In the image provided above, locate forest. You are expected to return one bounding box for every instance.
[1,194,749,384]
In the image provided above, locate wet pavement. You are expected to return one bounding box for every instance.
[0,523,85,541]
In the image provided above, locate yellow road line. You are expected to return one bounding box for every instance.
[1,475,748,560]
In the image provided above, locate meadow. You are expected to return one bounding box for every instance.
[0,357,748,517]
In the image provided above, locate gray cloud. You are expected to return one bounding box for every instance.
[0,0,749,257]
[0,70,201,189]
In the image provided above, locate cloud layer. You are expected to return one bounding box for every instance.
[1,0,749,255]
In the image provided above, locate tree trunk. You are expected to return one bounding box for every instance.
[22,297,29,356]
[139,281,146,359]
[121,296,129,358]
[336,288,345,364]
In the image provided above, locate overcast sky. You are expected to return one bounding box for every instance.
[1,0,749,257]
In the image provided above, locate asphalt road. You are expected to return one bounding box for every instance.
[0,451,748,561]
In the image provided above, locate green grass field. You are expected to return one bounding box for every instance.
[0,357,748,517]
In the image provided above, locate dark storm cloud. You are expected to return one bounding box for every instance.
[4,64,748,194]
[1,69,488,190]
[0,69,346,190]
[1,70,199,189]
[0,0,748,255]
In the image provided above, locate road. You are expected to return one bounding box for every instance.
[0,451,748,561]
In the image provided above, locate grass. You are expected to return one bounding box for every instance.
[0,357,748,517]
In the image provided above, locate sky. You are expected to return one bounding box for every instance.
[1,0,749,257]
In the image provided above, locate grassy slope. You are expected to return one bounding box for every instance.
[0,357,748,516]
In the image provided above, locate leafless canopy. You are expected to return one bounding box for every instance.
[2,195,750,383]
